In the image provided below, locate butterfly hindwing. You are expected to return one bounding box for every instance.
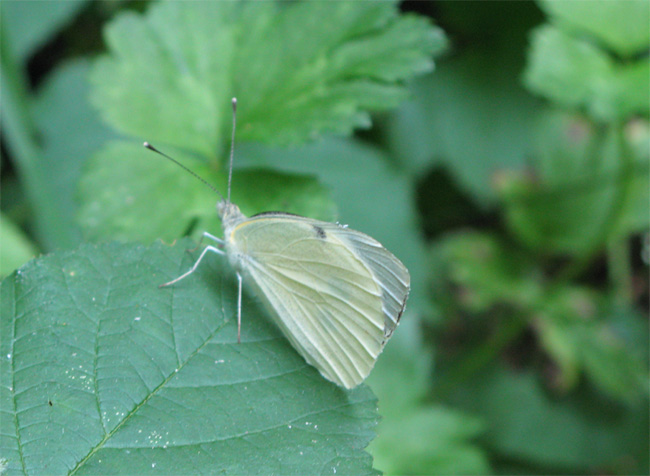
[323,223,410,339]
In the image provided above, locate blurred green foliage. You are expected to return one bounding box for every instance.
[1,1,648,475]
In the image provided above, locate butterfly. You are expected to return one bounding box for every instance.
[146,98,410,389]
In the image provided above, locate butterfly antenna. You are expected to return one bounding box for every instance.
[143,142,224,200]
[227,97,237,204]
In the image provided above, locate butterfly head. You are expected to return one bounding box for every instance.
[218,199,246,232]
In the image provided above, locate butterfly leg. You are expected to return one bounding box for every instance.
[159,245,224,288]
[203,232,224,244]
[237,272,243,344]
[188,232,225,252]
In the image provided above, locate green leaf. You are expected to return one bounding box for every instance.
[535,287,649,402]
[369,406,489,476]
[33,59,119,249]
[532,288,588,391]
[0,240,379,475]
[0,213,38,278]
[438,232,542,312]
[77,141,336,244]
[524,25,650,121]
[499,112,650,254]
[448,365,650,474]
[538,0,650,57]
[2,0,88,62]
[90,1,444,157]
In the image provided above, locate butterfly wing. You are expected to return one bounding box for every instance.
[226,213,410,389]
[323,222,410,340]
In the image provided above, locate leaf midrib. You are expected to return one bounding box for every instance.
[69,298,231,474]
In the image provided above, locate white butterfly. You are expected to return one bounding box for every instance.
[146,98,410,389]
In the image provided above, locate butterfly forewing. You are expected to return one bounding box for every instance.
[226,213,410,388]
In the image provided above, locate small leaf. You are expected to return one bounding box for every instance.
[0,240,379,475]
[539,0,650,57]
[524,25,649,121]
[2,0,88,62]
[0,213,38,278]
[538,296,650,403]
[620,118,650,234]
[533,286,599,392]
[499,112,649,254]
[90,1,444,156]
[438,232,542,312]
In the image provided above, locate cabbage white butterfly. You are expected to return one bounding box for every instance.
[145,98,410,389]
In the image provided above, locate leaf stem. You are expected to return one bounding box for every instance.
[607,237,633,305]
[557,121,634,285]
[432,311,529,399]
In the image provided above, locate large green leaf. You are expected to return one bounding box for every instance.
[79,0,444,249]
[90,1,444,157]
[448,365,649,474]
[382,4,540,204]
[538,0,650,57]
[0,240,379,475]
